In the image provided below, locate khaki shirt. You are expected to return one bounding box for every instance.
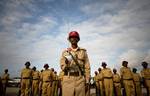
[41,69,53,82]
[2,73,9,84]
[101,68,113,78]
[98,72,103,81]
[59,71,64,81]
[113,73,121,83]
[132,73,141,82]
[140,68,150,79]
[32,71,40,80]
[21,68,32,79]
[60,47,90,79]
[120,67,133,80]
[94,75,99,82]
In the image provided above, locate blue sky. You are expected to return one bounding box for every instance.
[0,0,150,77]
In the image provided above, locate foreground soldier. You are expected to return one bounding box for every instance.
[20,61,32,96]
[60,31,91,96]
[101,62,113,96]
[120,61,135,96]
[32,66,40,96]
[94,71,100,96]
[141,61,150,96]
[113,68,122,96]
[98,68,104,96]
[132,68,142,96]
[40,64,53,96]
[1,69,9,96]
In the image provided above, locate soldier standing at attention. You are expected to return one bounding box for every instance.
[132,68,142,96]
[20,61,32,96]
[32,66,40,96]
[101,62,113,96]
[40,64,53,96]
[98,68,104,96]
[112,68,122,96]
[60,31,91,96]
[120,61,135,96]
[94,71,100,96]
[1,69,9,96]
[141,61,150,96]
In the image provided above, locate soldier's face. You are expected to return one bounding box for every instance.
[69,37,79,44]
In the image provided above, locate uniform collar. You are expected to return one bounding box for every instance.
[71,47,80,51]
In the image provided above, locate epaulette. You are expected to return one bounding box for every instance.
[79,47,86,51]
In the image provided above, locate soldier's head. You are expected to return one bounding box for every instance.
[141,61,148,69]
[44,64,49,69]
[95,71,98,75]
[4,69,8,73]
[51,68,54,72]
[68,31,80,45]
[132,68,137,73]
[122,61,128,67]
[98,68,101,72]
[54,71,57,74]
[25,61,31,68]
[113,68,117,74]
[101,62,107,68]
[32,66,36,71]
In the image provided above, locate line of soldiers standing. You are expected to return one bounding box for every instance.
[20,61,62,96]
[94,61,150,96]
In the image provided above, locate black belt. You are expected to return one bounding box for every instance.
[114,82,120,83]
[44,81,52,82]
[64,72,81,76]
[123,78,133,80]
[104,77,112,79]
[22,77,30,79]
[33,79,39,80]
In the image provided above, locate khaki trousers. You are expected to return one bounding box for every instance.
[42,82,52,96]
[145,79,150,96]
[103,78,113,96]
[32,80,39,96]
[62,76,85,96]
[99,81,104,96]
[114,83,122,96]
[21,79,31,96]
[134,82,142,96]
[123,80,135,96]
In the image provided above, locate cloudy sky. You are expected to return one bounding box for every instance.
[0,0,150,77]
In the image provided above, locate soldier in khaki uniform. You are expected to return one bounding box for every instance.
[113,68,122,96]
[140,61,150,96]
[120,61,135,96]
[58,71,64,96]
[51,68,55,96]
[132,68,142,96]
[39,69,43,96]
[1,69,9,96]
[40,64,53,96]
[20,61,32,96]
[54,71,59,96]
[32,66,40,96]
[94,71,100,96]
[60,31,91,96]
[98,68,104,96]
[101,62,113,96]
